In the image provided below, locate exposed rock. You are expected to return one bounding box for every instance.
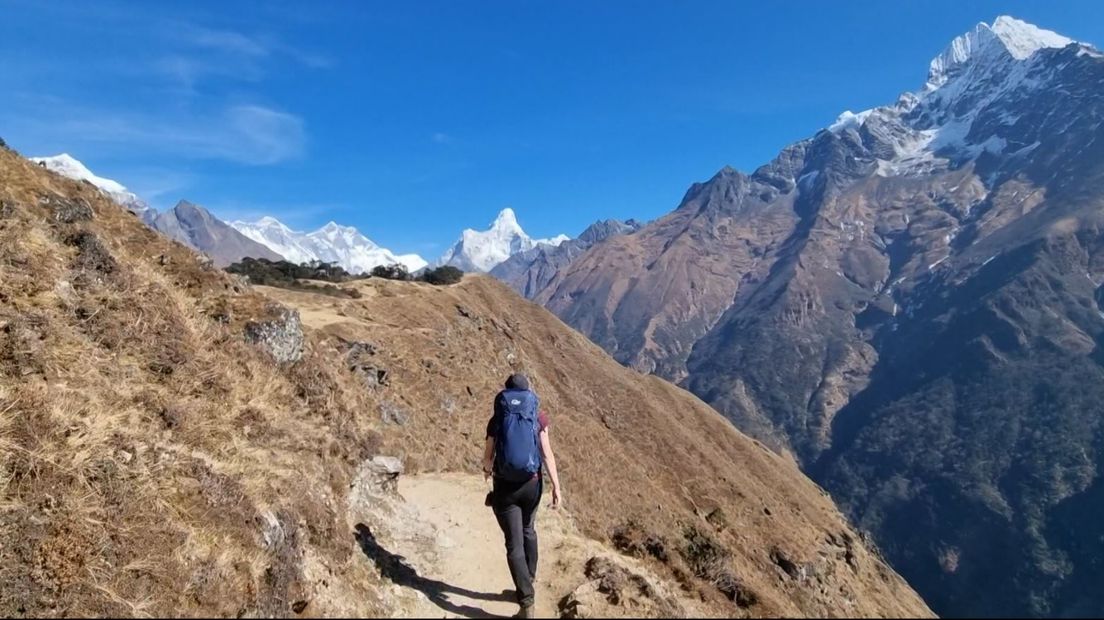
[770,546,802,580]
[345,341,388,387]
[43,194,93,223]
[244,306,304,364]
[379,400,409,426]
[65,231,117,278]
[362,456,404,494]
[559,556,685,619]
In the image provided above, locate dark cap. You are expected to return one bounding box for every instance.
[505,373,530,391]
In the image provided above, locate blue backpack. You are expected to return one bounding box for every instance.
[494,388,542,482]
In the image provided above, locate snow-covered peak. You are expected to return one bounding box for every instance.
[824,14,1088,167]
[308,221,379,251]
[318,221,353,235]
[542,234,571,247]
[829,110,874,133]
[32,153,127,194]
[492,207,522,232]
[230,217,426,273]
[31,153,154,220]
[254,215,288,229]
[437,208,571,272]
[990,16,1073,60]
[927,16,1073,89]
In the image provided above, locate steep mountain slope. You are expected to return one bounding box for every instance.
[491,218,642,298]
[261,275,931,619]
[31,153,155,224]
[0,145,930,618]
[0,148,391,617]
[535,16,1104,617]
[437,207,569,272]
[232,216,427,273]
[153,200,283,267]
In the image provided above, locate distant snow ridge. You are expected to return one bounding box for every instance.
[231,217,427,274]
[825,15,1084,176]
[31,153,155,223]
[436,208,570,272]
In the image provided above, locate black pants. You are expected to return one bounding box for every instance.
[492,475,542,607]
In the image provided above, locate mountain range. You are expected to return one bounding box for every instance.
[30,154,575,275]
[231,217,428,273]
[506,15,1104,618]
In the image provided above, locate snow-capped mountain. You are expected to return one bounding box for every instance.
[824,16,1082,177]
[231,217,427,273]
[31,153,155,223]
[436,208,570,272]
[531,15,1104,618]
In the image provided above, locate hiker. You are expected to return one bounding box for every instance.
[482,373,563,619]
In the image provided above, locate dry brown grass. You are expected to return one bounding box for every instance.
[0,147,387,617]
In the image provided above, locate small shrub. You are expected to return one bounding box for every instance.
[611,519,669,562]
[681,525,758,607]
[370,264,410,281]
[225,258,363,298]
[419,265,463,285]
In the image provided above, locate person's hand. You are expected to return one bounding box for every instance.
[482,461,493,480]
[551,485,563,510]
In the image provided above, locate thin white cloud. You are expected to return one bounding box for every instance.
[9,101,305,166]
[3,6,324,168]
[187,26,271,58]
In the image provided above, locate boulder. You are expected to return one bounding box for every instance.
[244,305,303,364]
[366,456,403,493]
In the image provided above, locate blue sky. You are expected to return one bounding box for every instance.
[3,1,1103,258]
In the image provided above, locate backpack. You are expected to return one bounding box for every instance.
[493,388,542,482]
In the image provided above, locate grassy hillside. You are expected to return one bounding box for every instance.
[262,276,932,617]
[0,145,930,617]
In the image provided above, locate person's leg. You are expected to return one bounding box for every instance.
[493,484,535,607]
[520,477,542,581]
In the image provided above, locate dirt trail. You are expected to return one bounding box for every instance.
[356,473,701,619]
[397,474,561,618]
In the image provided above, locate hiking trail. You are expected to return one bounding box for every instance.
[349,472,702,619]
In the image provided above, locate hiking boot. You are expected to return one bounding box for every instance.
[514,603,535,619]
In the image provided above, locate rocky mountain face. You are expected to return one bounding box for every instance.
[534,16,1104,617]
[0,145,931,618]
[153,200,284,267]
[436,207,570,272]
[231,217,427,273]
[490,218,642,298]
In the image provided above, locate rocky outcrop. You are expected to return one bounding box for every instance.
[559,556,686,619]
[244,305,304,364]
